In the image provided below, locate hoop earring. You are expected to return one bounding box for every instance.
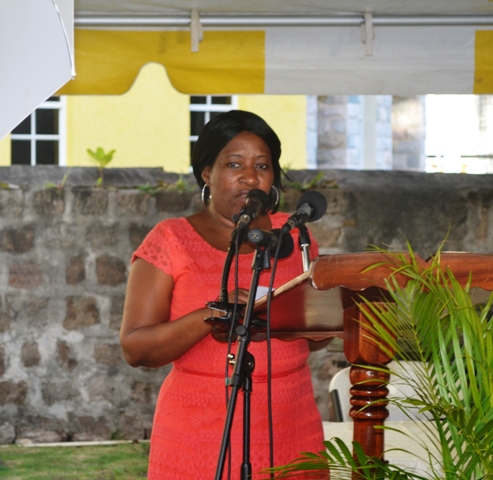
[269,186,280,209]
[201,184,211,206]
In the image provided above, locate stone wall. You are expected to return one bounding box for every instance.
[1,166,493,443]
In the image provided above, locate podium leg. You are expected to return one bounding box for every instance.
[343,304,394,463]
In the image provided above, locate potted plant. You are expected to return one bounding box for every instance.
[269,245,493,479]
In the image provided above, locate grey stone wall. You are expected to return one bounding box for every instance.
[0,167,190,444]
[0,166,493,443]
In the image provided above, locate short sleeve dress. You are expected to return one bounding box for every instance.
[133,212,324,479]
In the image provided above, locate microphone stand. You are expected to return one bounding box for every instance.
[298,224,311,272]
[214,244,272,480]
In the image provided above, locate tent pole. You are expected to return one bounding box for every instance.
[74,14,493,29]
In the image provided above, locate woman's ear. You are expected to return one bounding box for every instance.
[201,166,211,186]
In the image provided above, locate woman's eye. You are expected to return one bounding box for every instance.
[227,162,240,168]
[256,164,269,170]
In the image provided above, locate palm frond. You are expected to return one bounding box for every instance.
[273,242,493,480]
[359,244,493,479]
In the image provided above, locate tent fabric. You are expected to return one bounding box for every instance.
[69,0,493,95]
[59,25,493,96]
[265,26,492,95]
[58,30,265,95]
[0,0,74,140]
[476,30,493,93]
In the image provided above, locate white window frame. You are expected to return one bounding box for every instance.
[189,95,238,145]
[10,96,67,166]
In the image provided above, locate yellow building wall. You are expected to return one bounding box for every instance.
[66,62,307,173]
[66,63,191,173]
[0,135,10,166]
[237,96,307,171]
[1,63,308,172]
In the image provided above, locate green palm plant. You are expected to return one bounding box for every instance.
[268,245,493,479]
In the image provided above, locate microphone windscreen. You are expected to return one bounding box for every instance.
[296,191,327,222]
[273,229,294,259]
[247,189,271,214]
[247,228,294,258]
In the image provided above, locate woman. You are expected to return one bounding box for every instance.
[120,110,324,479]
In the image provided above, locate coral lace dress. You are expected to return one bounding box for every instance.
[133,213,324,479]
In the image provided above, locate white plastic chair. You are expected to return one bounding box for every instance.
[328,361,429,422]
[325,361,438,478]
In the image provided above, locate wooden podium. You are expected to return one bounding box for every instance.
[253,252,493,461]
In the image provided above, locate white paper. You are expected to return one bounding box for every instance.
[255,286,272,300]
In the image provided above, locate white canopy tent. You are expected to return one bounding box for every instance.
[1,1,493,140]
[0,0,74,140]
[66,0,493,96]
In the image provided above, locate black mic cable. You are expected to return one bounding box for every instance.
[265,228,291,478]
[247,227,295,477]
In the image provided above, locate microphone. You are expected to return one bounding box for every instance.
[247,228,294,259]
[234,189,271,228]
[281,191,327,233]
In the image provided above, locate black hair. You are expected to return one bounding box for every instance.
[191,110,282,194]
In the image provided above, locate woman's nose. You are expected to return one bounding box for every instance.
[240,167,259,185]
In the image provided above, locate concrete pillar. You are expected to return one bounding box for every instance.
[478,96,493,173]
[361,95,393,170]
[392,96,426,171]
[316,95,393,171]
[316,95,363,169]
[306,95,318,169]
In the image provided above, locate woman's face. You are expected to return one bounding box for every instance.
[201,131,274,223]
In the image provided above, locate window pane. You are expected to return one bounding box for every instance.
[11,141,31,165]
[211,96,231,105]
[36,141,58,165]
[190,96,207,104]
[12,116,31,134]
[45,96,59,102]
[210,112,222,121]
[37,109,58,135]
[190,111,206,136]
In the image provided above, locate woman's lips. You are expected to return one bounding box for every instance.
[237,190,252,202]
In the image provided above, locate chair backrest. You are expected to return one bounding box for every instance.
[329,361,429,422]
